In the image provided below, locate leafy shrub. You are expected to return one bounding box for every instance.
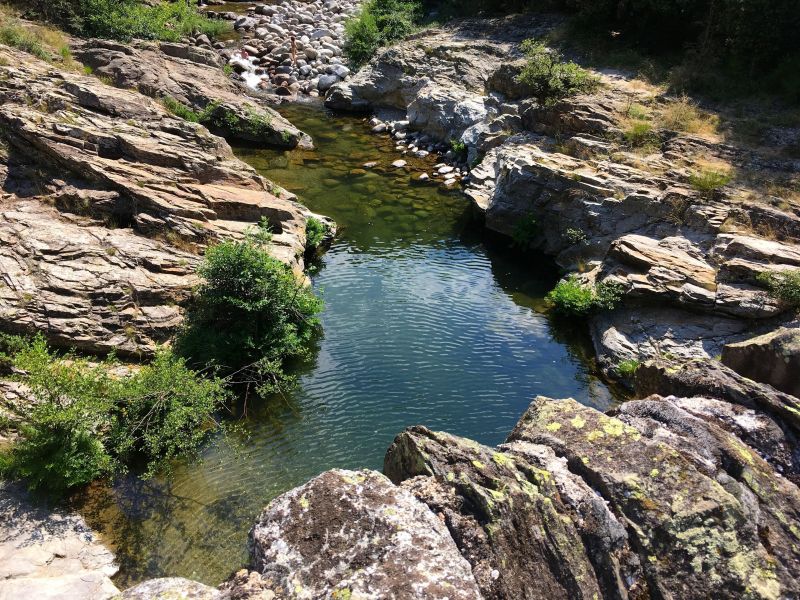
[546,275,624,317]
[0,335,229,497]
[449,139,467,158]
[305,217,329,250]
[176,227,322,395]
[757,270,800,309]
[689,168,732,193]
[0,21,51,61]
[564,227,587,244]
[516,40,598,106]
[616,359,640,377]
[20,0,229,43]
[343,0,420,66]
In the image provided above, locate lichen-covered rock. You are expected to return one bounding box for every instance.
[384,426,631,600]
[246,468,481,599]
[722,326,800,398]
[508,396,800,599]
[120,577,220,599]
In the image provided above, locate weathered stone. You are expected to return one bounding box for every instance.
[722,327,800,398]
[0,45,329,355]
[120,578,220,599]
[72,39,310,148]
[508,396,800,599]
[246,469,481,599]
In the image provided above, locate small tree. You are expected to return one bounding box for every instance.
[176,229,322,395]
[516,40,598,106]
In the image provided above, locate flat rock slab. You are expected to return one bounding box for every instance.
[0,481,119,600]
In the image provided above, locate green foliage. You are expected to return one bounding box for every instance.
[0,21,51,61]
[512,213,538,250]
[176,226,323,395]
[516,39,598,106]
[617,359,640,378]
[564,227,587,245]
[624,121,658,148]
[756,270,800,309]
[546,275,624,317]
[305,217,329,250]
[0,335,229,497]
[161,97,221,124]
[22,0,229,43]
[449,139,467,159]
[689,168,732,193]
[343,0,420,66]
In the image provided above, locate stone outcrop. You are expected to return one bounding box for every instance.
[150,392,800,599]
[0,481,119,600]
[383,395,800,599]
[120,578,221,599]
[73,39,311,148]
[0,44,328,356]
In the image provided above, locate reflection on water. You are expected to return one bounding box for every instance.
[74,102,621,587]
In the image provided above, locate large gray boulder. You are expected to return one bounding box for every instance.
[120,578,220,600]
[244,469,481,599]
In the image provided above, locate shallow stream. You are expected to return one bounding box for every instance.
[75,103,619,587]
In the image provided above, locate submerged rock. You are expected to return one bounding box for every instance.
[120,578,221,600]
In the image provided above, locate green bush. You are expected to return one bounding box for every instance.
[176,226,323,395]
[0,21,51,61]
[757,270,800,309]
[0,335,229,497]
[343,0,420,66]
[546,275,623,317]
[516,39,598,106]
[512,213,538,251]
[616,359,640,378]
[21,0,229,43]
[305,217,329,250]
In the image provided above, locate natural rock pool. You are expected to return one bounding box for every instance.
[74,103,620,587]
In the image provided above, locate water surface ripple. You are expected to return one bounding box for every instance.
[75,103,618,586]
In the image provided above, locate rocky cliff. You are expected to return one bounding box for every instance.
[0,43,326,358]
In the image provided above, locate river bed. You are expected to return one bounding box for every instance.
[74,102,620,587]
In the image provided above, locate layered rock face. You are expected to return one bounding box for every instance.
[0,44,324,357]
[326,14,800,379]
[72,39,311,148]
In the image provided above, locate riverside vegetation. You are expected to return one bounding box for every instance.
[0,224,322,497]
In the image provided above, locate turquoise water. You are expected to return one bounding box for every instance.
[75,103,619,587]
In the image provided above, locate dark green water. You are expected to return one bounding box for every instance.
[76,103,619,587]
